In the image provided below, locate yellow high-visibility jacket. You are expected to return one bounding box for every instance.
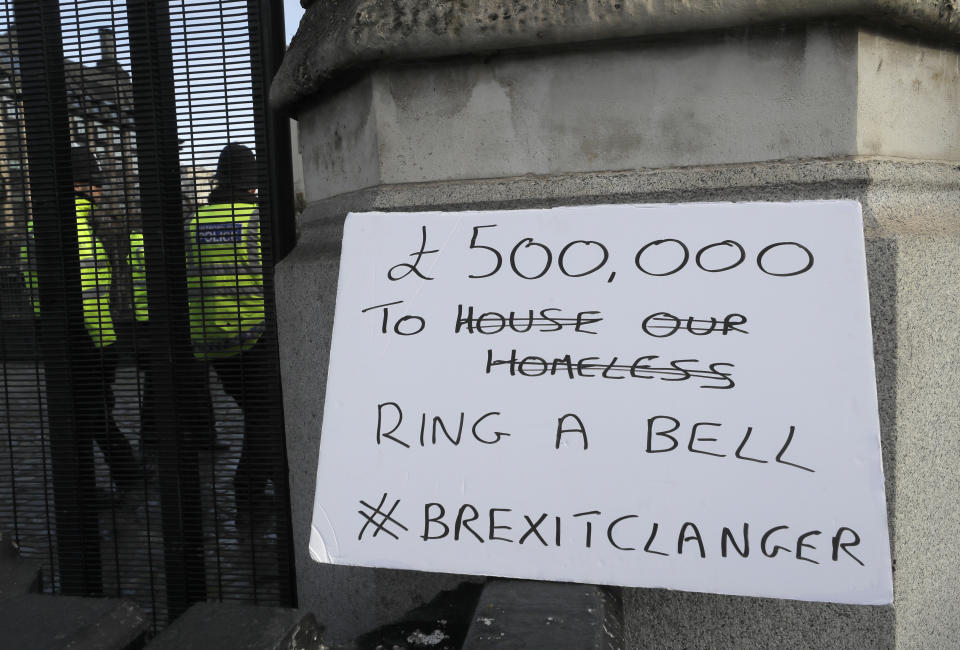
[184,202,264,360]
[128,230,149,323]
[20,196,117,348]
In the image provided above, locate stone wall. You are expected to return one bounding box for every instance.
[274,3,960,646]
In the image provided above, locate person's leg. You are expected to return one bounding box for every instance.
[90,344,142,494]
[180,355,214,450]
[212,338,279,514]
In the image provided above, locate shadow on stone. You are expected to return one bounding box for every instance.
[354,581,484,650]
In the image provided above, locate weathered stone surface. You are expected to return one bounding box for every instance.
[624,590,893,649]
[355,581,484,649]
[0,594,147,650]
[274,0,960,111]
[462,580,623,649]
[145,602,324,650]
[277,158,960,646]
[294,24,960,201]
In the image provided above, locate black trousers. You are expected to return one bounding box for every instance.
[125,320,213,453]
[75,342,140,493]
[210,337,282,512]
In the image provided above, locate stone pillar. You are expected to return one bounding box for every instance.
[272,2,960,646]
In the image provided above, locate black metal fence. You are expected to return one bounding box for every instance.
[0,0,295,633]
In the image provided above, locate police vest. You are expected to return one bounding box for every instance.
[19,197,117,348]
[185,202,265,359]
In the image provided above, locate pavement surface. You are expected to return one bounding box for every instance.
[0,361,291,632]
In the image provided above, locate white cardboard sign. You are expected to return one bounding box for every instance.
[310,201,893,605]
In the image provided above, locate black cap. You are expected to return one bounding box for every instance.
[213,142,257,190]
[71,146,103,186]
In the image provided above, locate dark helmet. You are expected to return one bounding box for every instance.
[213,142,257,190]
[71,146,104,186]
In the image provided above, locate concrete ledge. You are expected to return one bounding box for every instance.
[463,580,622,649]
[354,581,484,648]
[275,0,960,111]
[293,158,960,238]
[145,602,324,650]
[0,594,147,650]
[295,26,960,198]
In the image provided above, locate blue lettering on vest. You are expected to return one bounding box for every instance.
[198,222,244,245]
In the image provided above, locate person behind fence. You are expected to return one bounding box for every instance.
[126,209,215,459]
[20,146,143,502]
[185,142,279,518]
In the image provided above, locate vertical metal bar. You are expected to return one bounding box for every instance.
[248,0,296,265]
[247,0,297,607]
[125,0,206,619]
[13,0,102,596]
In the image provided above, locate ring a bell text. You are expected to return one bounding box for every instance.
[375,404,814,475]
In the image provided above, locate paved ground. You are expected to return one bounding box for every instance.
[0,361,291,632]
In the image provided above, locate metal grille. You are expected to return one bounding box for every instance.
[0,0,295,633]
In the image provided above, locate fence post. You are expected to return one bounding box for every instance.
[246,0,297,606]
[125,0,206,619]
[13,0,103,596]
